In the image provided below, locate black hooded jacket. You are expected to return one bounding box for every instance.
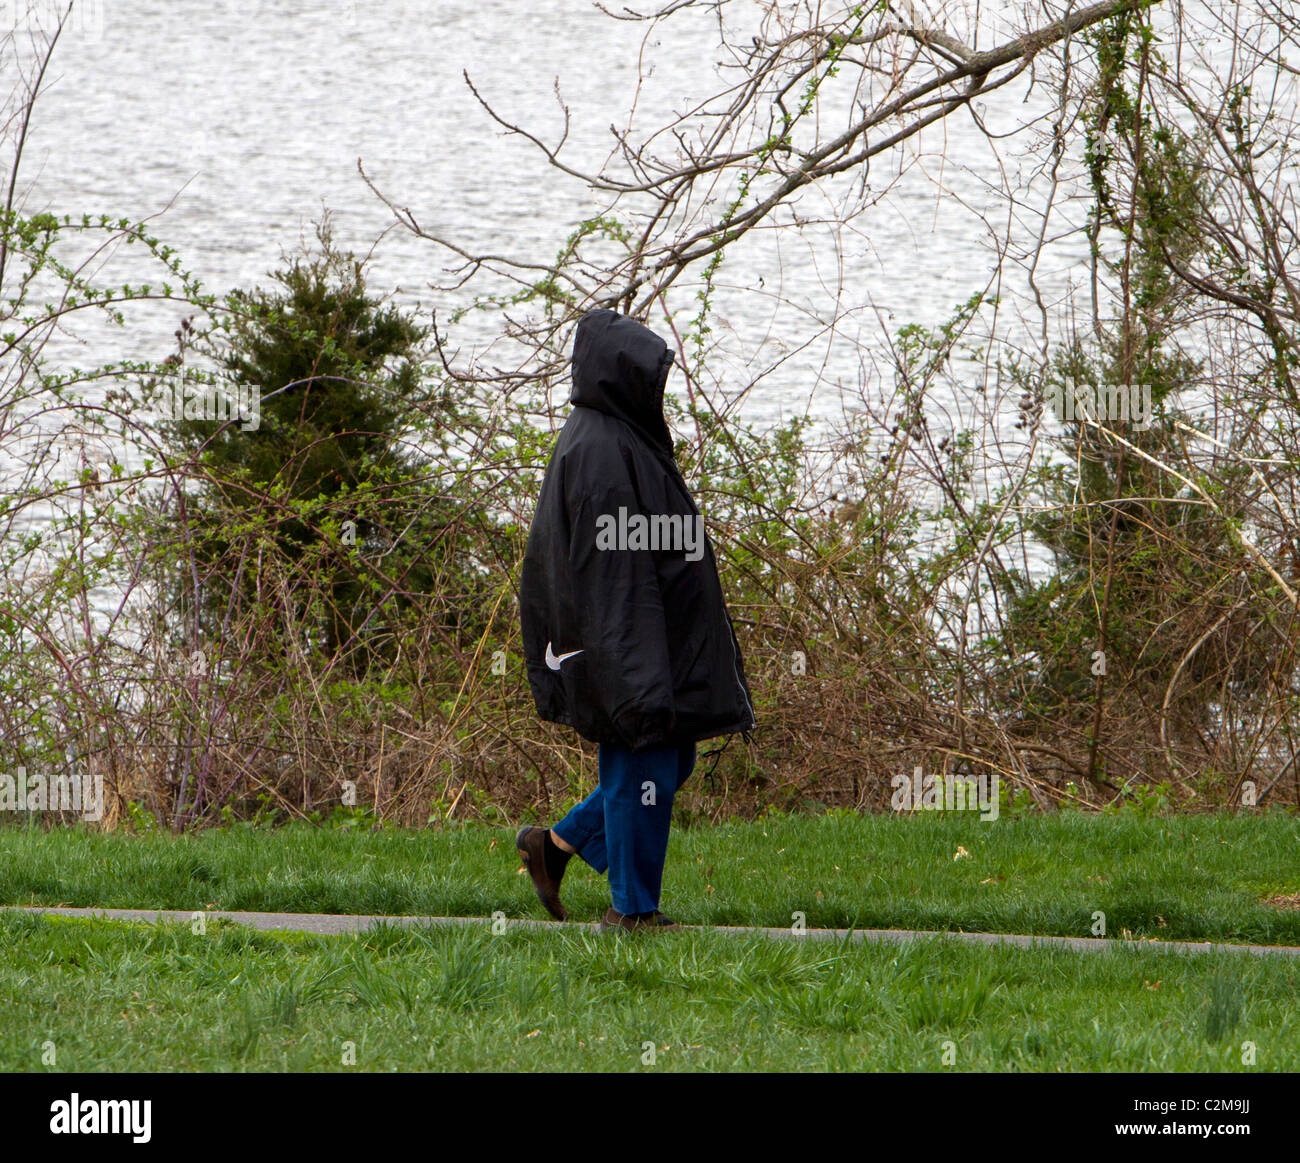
[519,309,756,751]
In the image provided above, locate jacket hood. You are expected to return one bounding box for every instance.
[569,308,675,454]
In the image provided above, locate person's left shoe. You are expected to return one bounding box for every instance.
[597,907,680,934]
[516,826,569,921]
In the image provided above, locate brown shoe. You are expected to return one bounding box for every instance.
[597,907,680,934]
[516,826,568,921]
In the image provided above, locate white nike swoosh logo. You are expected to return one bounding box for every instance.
[545,642,584,671]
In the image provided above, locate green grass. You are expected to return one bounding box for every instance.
[2,910,1295,1071]
[2,810,1299,945]
[4,812,1299,1071]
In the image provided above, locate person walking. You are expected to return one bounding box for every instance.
[515,308,755,933]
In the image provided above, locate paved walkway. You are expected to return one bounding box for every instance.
[10,906,1300,958]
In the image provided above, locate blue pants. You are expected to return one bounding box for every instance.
[552,742,696,916]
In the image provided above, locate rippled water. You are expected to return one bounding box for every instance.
[17,0,1088,428]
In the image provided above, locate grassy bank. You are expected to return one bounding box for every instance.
[2,811,1299,945]
[2,910,1296,1072]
